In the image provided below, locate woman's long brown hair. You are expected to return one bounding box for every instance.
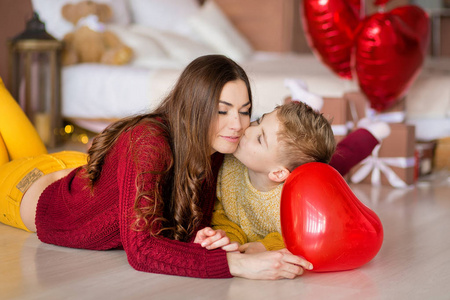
[83,55,252,242]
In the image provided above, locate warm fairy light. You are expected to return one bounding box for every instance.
[79,134,89,144]
[64,124,74,134]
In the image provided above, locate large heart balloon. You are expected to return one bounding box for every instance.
[302,0,364,79]
[280,162,383,272]
[353,5,430,111]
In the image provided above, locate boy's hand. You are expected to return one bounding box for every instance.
[194,227,239,252]
[239,242,267,254]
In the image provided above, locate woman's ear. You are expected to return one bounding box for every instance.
[268,167,290,183]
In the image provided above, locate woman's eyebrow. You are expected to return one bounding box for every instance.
[219,100,233,107]
[219,100,251,109]
[241,101,251,108]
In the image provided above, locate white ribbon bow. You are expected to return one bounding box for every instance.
[366,107,406,123]
[350,145,416,188]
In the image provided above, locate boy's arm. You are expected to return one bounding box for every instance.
[330,128,379,176]
[212,200,248,245]
[257,232,286,251]
[240,232,286,254]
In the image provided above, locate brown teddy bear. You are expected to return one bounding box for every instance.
[61,1,133,65]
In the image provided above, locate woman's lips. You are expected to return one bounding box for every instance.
[221,135,240,143]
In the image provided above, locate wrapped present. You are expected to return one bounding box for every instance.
[321,97,351,143]
[434,137,450,170]
[350,123,417,187]
[415,141,436,176]
[343,91,368,125]
[344,91,407,125]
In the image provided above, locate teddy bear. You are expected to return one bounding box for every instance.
[61,1,133,66]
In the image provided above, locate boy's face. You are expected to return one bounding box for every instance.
[233,110,282,173]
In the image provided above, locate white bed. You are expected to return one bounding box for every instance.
[32,0,450,141]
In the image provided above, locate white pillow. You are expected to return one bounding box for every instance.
[128,0,200,38]
[31,0,132,40]
[106,25,177,68]
[130,24,216,64]
[188,0,254,62]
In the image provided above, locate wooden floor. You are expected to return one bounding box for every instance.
[1,167,450,300]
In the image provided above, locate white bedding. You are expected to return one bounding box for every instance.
[62,53,356,121]
[62,52,450,141]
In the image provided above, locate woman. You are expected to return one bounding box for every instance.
[0,55,310,279]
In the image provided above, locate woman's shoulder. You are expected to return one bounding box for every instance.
[128,119,169,144]
[114,118,172,157]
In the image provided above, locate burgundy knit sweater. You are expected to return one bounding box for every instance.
[330,128,379,176]
[35,123,232,278]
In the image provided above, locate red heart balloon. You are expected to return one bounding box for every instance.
[302,0,364,79]
[353,5,430,111]
[280,162,383,272]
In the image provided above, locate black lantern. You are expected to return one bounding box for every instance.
[8,12,63,148]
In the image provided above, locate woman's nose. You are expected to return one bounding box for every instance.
[229,114,243,131]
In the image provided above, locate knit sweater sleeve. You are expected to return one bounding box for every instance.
[117,124,231,278]
[257,232,286,251]
[212,199,248,245]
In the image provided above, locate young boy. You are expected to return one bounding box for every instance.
[212,101,389,253]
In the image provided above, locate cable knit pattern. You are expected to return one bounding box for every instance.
[36,123,231,278]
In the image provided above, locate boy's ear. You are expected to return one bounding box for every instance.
[268,167,290,183]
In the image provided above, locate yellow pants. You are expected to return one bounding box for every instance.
[0,77,87,231]
[0,152,87,231]
[0,77,47,161]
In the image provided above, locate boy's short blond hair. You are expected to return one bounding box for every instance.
[276,101,336,171]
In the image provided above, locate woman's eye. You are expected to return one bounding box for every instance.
[239,111,250,116]
[218,111,227,115]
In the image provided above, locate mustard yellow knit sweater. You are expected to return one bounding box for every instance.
[212,154,285,251]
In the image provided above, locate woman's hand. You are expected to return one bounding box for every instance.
[227,248,313,280]
[239,242,267,254]
[194,227,239,252]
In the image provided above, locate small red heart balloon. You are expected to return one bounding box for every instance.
[353,5,430,111]
[302,0,364,79]
[280,162,383,272]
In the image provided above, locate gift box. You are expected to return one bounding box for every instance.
[415,141,436,176]
[321,97,351,143]
[434,137,450,170]
[349,123,417,187]
[343,91,368,126]
[344,91,407,125]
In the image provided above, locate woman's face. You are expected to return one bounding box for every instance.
[210,80,251,154]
